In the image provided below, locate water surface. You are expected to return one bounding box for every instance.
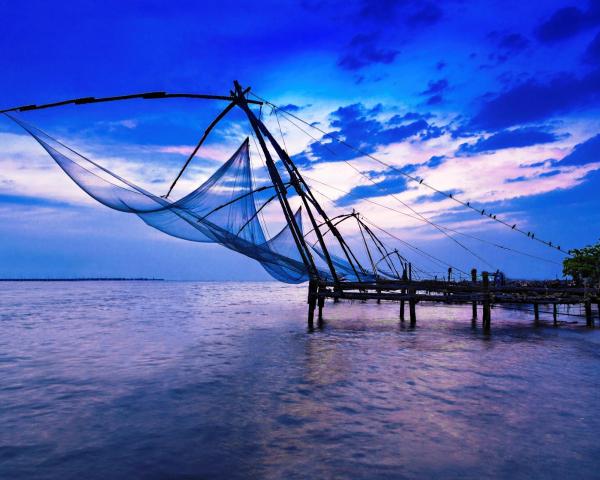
[1,281,599,479]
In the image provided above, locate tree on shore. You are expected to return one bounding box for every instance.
[563,240,600,285]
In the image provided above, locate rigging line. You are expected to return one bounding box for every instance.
[7,113,163,200]
[376,250,407,273]
[164,100,237,198]
[308,187,442,276]
[303,213,353,237]
[301,174,561,266]
[251,93,569,255]
[236,193,279,236]
[357,218,378,277]
[266,105,368,279]
[310,215,354,247]
[308,213,371,278]
[196,184,276,222]
[308,187,431,276]
[360,216,469,275]
[273,108,289,154]
[357,216,401,278]
[249,129,274,240]
[269,104,496,270]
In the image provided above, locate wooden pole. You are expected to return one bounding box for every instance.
[400,267,407,322]
[482,271,491,331]
[409,289,417,327]
[248,88,362,284]
[234,86,316,280]
[317,295,324,326]
[553,303,558,326]
[307,279,317,329]
[534,303,540,325]
[471,268,478,323]
[585,301,593,327]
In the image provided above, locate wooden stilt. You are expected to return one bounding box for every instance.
[317,295,324,326]
[585,301,593,327]
[553,303,558,326]
[307,279,317,329]
[400,267,407,322]
[534,303,540,325]
[482,271,491,331]
[308,300,315,329]
[409,288,417,326]
[471,268,478,324]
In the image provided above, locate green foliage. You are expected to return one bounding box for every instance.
[563,240,600,285]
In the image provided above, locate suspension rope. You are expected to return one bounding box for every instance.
[360,216,470,275]
[306,185,446,277]
[266,97,496,269]
[272,108,289,154]
[302,174,561,266]
[249,129,273,240]
[250,93,569,255]
[308,184,465,274]
[265,101,497,270]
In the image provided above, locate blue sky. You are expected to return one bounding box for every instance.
[1,0,599,280]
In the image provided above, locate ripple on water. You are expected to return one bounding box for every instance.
[0,281,599,479]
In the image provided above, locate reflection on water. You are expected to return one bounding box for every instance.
[1,281,599,479]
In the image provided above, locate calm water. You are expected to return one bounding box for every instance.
[1,281,600,479]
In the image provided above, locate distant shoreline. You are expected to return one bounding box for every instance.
[0,278,165,282]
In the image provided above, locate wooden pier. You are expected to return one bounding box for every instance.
[308,271,600,330]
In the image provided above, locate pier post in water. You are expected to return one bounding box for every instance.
[585,301,593,327]
[482,271,491,331]
[408,265,417,327]
[533,303,540,326]
[553,303,558,326]
[317,294,325,326]
[400,267,408,322]
[409,290,417,327]
[307,279,317,329]
[471,268,478,324]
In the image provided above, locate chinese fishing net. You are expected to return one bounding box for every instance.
[7,114,329,283]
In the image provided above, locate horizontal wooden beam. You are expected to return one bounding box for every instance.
[0,91,262,114]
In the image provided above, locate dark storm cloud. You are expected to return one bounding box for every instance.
[505,133,600,184]
[470,70,600,130]
[294,103,443,165]
[558,133,600,166]
[338,34,399,71]
[335,171,410,206]
[335,0,444,71]
[334,164,431,206]
[420,78,448,105]
[279,104,302,112]
[456,127,562,155]
[421,79,448,96]
[389,112,433,123]
[535,2,600,43]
